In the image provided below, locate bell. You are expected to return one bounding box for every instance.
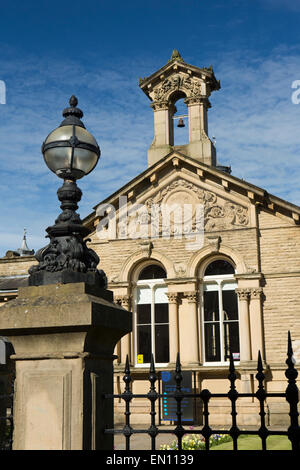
[177,117,185,128]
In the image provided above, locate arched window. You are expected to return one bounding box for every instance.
[202,259,239,364]
[134,264,169,366]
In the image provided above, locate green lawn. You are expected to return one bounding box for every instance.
[212,434,292,451]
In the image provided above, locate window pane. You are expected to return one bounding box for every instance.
[204,323,221,362]
[137,286,152,304]
[137,304,151,324]
[139,264,166,280]
[204,291,219,321]
[155,303,169,324]
[155,324,169,363]
[205,260,234,276]
[137,325,151,363]
[222,290,238,320]
[154,286,168,303]
[223,322,240,361]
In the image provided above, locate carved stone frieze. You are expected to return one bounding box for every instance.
[151,73,205,105]
[142,178,249,236]
[99,178,250,241]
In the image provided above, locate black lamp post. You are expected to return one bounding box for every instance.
[29,96,107,288]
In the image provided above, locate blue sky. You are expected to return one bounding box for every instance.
[1,0,300,255]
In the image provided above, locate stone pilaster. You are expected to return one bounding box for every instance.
[115,295,132,364]
[236,288,253,396]
[166,292,180,364]
[249,288,264,361]
[236,288,251,361]
[179,291,199,366]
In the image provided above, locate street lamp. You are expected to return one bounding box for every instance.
[42,95,100,181]
[29,96,107,288]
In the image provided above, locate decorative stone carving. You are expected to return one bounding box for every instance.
[143,178,249,236]
[207,235,221,252]
[250,288,263,300]
[111,178,250,240]
[115,295,131,309]
[166,292,180,304]
[205,201,249,231]
[152,73,205,105]
[236,288,251,301]
[184,291,199,303]
[139,241,153,258]
[173,262,187,277]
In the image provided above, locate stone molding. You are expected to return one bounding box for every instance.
[11,351,118,361]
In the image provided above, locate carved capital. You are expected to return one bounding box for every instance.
[115,294,131,309]
[250,288,263,300]
[236,288,251,301]
[184,291,199,303]
[166,292,180,304]
[185,96,210,107]
[150,100,169,111]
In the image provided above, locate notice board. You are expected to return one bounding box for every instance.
[161,370,193,422]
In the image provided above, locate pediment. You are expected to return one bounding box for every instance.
[93,169,252,242]
[140,176,250,233]
[139,54,220,104]
[85,151,300,240]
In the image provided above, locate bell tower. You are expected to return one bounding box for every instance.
[139,50,220,167]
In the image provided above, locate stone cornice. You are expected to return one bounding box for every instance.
[139,59,220,98]
[0,255,36,264]
[235,272,263,281]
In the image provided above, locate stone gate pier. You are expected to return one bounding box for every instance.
[0,282,131,450]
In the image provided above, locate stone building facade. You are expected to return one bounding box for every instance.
[1,51,300,427]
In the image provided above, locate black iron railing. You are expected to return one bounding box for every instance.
[104,332,300,451]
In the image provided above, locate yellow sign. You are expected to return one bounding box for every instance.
[137,354,144,364]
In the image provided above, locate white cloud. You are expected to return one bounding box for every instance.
[0,47,300,256]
